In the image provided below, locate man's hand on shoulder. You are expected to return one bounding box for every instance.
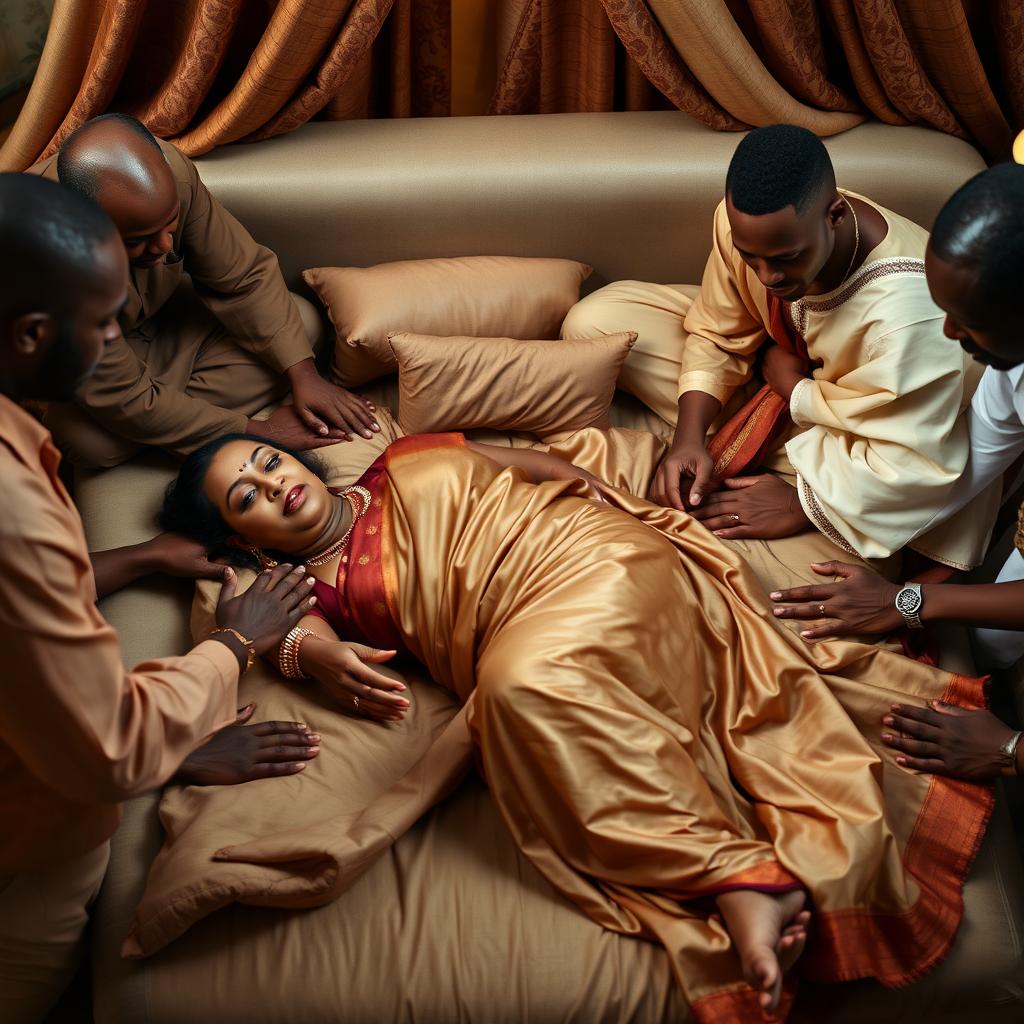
[285,357,379,441]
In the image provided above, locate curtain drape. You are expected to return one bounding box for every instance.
[494,0,1024,161]
[0,0,451,172]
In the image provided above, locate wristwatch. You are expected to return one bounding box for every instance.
[894,582,924,629]
[998,730,1022,777]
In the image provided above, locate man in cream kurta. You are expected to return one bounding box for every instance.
[563,125,996,596]
[30,113,378,467]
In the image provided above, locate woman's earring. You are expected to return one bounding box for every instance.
[230,537,278,570]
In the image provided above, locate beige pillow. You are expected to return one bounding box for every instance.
[389,331,636,439]
[303,256,592,387]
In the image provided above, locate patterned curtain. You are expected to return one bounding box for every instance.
[0,0,450,171]
[493,0,1024,161]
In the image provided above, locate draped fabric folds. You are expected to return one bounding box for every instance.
[494,0,1024,161]
[0,0,451,172]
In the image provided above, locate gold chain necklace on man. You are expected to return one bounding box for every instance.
[304,485,373,566]
[839,197,860,285]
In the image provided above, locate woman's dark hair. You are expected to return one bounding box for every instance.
[159,432,329,570]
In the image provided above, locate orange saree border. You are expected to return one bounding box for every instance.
[804,672,994,987]
[706,295,808,481]
[692,984,795,1024]
[685,859,802,898]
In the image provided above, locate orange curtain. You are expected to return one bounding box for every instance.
[493,0,1024,160]
[0,0,451,172]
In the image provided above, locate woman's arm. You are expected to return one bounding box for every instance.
[466,441,608,500]
[287,614,411,722]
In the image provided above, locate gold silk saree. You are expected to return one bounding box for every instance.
[297,432,991,1022]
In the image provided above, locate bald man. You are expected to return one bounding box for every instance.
[30,113,378,468]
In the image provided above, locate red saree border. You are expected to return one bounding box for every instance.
[692,984,795,1024]
[805,672,994,987]
[685,860,802,899]
[310,433,467,651]
[706,296,808,481]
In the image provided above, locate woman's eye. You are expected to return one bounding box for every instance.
[266,455,280,471]
[241,489,256,510]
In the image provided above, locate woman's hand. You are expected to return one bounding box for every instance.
[691,474,809,539]
[882,701,1020,780]
[544,459,609,503]
[769,561,902,640]
[215,563,317,656]
[300,637,411,722]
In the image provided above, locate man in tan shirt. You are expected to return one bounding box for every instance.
[31,113,379,468]
[0,173,318,1022]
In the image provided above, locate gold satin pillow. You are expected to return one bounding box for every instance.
[389,331,636,439]
[303,256,592,387]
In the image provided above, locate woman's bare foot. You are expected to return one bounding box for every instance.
[715,888,810,1013]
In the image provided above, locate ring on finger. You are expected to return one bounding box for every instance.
[818,603,826,616]
[352,695,359,710]
[731,514,740,524]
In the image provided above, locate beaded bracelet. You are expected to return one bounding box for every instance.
[279,626,316,679]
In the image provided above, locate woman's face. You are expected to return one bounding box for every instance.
[204,440,333,553]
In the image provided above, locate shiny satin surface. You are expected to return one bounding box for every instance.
[193,114,986,292]
[374,435,990,1015]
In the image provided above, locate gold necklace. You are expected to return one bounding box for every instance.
[304,486,372,566]
[839,197,860,286]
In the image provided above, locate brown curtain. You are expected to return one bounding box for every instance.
[494,0,1024,161]
[0,0,451,172]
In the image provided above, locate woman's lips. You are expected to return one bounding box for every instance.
[283,485,306,516]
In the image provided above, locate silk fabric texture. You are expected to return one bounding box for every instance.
[195,432,990,1021]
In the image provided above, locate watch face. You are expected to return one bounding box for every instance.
[896,587,922,614]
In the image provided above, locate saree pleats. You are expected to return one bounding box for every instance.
[363,433,991,1018]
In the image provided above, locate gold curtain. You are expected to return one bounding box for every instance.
[493,0,1024,160]
[0,0,451,172]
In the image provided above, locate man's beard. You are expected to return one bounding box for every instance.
[29,321,95,401]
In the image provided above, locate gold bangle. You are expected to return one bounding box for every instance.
[279,626,316,679]
[209,627,255,673]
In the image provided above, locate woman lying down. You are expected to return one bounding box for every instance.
[161,430,991,1022]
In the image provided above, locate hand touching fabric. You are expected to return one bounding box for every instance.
[882,701,1021,780]
[649,441,717,510]
[300,638,410,722]
[175,703,320,785]
[286,357,379,440]
[770,561,902,640]
[691,474,810,539]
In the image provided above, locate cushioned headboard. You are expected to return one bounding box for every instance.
[194,111,987,292]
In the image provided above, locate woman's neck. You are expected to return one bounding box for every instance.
[294,492,353,563]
